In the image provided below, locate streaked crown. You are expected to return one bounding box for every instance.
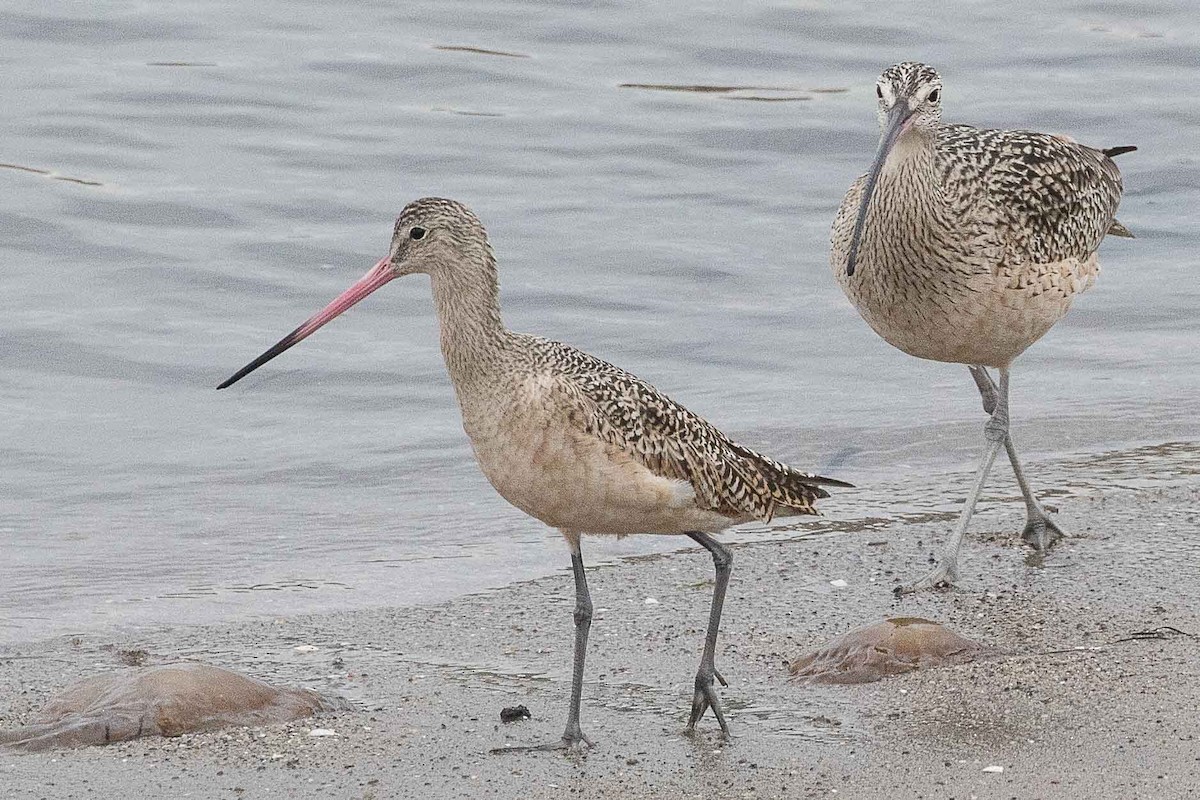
[875,61,943,129]
[394,197,485,240]
[878,62,941,99]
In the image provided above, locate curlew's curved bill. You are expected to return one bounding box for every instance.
[846,103,916,277]
[217,256,395,389]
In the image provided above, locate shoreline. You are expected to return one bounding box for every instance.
[2,440,1198,798]
[3,419,1194,649]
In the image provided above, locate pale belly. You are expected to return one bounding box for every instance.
[460,400,733,536]
[830,174,1099,369]
[835,255,1096,368]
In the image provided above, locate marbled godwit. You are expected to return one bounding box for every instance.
[220,197,848,752]
[831,62,1134,592]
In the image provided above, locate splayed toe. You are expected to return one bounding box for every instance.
[1022,514,1066,551]
[896,561,960,595]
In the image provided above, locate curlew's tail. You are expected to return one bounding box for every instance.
[1098,146,1136,238]
[1107,219,1135,238]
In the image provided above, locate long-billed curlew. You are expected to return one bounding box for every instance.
[220,197,848,752]
[831,62,1134,592]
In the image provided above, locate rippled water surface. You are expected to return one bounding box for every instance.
[2,0,1197,642]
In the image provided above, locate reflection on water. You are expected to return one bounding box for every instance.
[433,45,531,59]
[619,83,815,101]
[0,162,104,186]
[0,0,1197,644]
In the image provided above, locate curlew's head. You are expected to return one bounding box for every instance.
[875,62,942,134]
[846,62,943,277]
[217,197,492,389]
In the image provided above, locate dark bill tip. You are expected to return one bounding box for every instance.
[216,324,307,389]
[216,256,395,390]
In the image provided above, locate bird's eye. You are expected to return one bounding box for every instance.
[927,88,940,103]
[875,85,883,99]
[410,226,426,240]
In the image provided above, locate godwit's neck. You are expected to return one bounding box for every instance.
[428,248,511,387]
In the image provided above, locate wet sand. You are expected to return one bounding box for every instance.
[2,441,1198,798]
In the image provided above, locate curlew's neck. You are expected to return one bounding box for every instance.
[879,129,943,210]
[427,245,512,389]
[866,128,960,267]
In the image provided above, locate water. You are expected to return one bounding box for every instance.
[2,0,1197,644]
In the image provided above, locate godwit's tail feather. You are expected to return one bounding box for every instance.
[730,443,853,518]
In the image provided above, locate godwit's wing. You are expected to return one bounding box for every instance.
[525,337,850,522]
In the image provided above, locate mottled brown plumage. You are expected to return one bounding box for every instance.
[529,336,842,522]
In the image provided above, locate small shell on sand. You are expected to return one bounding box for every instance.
[0,662,344,752]
[789,617,981,684]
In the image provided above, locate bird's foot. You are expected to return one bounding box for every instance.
[489,723,593,756]
[684,665,730,736]
[1021,507,1066,552]
[895,557,960,595]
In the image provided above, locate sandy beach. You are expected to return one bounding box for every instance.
[2,441,1197,799]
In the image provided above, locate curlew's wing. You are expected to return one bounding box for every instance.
[937,125,1129,266]
[525,336,849,522]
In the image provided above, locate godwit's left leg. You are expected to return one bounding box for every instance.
[491,536,594,755]
[968,366,1066,551]
[684,531,732,736]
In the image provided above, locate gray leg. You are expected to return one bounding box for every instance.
[900,368,1012,592]
[968,366,1065,551]
[561,542,594,749]
[491,539,594,755]
[684,531,732,736]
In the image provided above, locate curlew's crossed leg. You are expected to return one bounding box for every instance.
[968,366,1065,551]
[684,531,732,736]
[491,536,594,755]
[900,368,1016,593]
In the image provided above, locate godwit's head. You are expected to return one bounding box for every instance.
[217,197,491,389]
[846,62,943,277]
[386,197,491,278]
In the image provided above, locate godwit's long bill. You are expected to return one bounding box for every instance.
[220,198,849,752]
[831,62,1134,592]
[216,257,395,389]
